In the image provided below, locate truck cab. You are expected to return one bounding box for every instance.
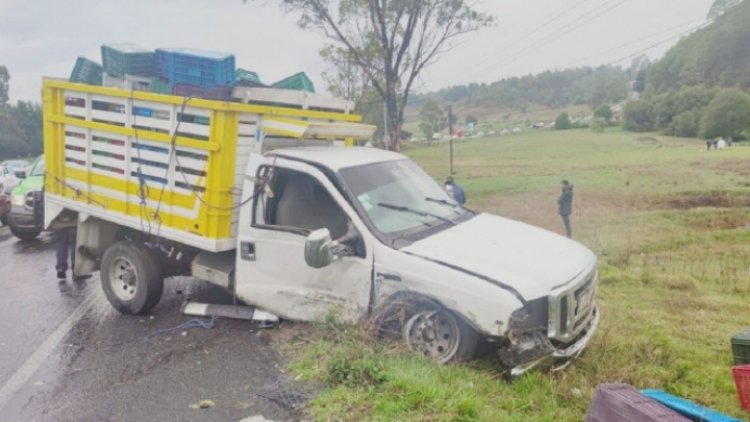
[233,147,599,373]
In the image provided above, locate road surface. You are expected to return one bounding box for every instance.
[0,225,302,421]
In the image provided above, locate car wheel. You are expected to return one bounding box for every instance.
[9,225,40,241]
[100,241,163,315]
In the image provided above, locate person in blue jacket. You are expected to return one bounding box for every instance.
[445,176,466,205]
[558,180,574,238]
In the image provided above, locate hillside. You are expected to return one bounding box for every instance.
[646,0,750,94]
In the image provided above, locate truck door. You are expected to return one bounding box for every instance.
[235,158,373,322]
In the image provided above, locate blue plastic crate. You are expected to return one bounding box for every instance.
[155,48,235,87]
[641,390,741,422]
[101,43,155,77]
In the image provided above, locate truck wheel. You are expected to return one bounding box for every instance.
[402,309,479,363]
[101,241,163,315]
[371,296,479,363]
[10,225,40,241]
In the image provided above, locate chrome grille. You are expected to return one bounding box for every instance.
[548,269,597,343]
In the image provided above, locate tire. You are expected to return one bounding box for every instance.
[100,241,164,315]
[372,295,479,363]
[9,225,40,241]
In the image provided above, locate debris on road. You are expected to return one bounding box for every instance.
[145,315,218,340]
[189,399,215,410]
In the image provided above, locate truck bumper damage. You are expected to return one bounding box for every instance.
[498,305,600,377]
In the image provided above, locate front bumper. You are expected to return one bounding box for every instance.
[501,305,600,377]
[9,205,41,231]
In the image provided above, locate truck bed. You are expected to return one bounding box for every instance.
[42,79,373,251]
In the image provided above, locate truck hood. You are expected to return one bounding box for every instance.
[402,213,596,300]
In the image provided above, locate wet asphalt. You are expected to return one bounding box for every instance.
[0,225,300,422]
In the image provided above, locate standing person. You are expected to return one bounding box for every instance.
[558,180,574,238]
[445,176,466,205]
[55,227,89,281]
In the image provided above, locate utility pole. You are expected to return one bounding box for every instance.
[448,105,454,175]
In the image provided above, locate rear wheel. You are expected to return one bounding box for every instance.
[101,241,163,315]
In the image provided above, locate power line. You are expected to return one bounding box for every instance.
[458,0,626,84]
[606,21,708,66]
[561,18,703,67]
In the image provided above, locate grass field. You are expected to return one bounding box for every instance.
[287,128,750,421]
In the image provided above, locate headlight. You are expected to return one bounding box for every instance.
[11,194,26,206]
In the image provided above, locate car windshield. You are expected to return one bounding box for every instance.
[339,159,467,239]
[29,157,44,177]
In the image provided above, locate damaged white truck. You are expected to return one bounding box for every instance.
[42,79,599,374]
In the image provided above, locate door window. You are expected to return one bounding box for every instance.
[253,167,349,240]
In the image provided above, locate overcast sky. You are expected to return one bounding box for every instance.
[0,0,713,103]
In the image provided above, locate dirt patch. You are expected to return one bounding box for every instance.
[713,159,750,177]
[637,136,662,147]
[659,191,750,210]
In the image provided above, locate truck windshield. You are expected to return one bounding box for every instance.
[339,159,469,242]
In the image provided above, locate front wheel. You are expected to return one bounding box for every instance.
[9,225,40,241]
[403,309,479,363]
[100,241,163,315]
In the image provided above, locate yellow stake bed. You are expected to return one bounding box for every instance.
[42,79,375,252]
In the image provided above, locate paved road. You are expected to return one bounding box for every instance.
[0,225,301,421]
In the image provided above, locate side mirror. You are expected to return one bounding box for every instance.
[15,171,26,179]
[304,228,333,269]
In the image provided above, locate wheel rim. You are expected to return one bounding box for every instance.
[403,310,461,363]
[110,257,138,301]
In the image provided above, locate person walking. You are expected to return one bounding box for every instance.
[558,180,574,238]
[444,176,466,205]
[55,227,90,281]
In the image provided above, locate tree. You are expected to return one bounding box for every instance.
[670,110,701,137]
[593,104,613,123]
[419,122,433,141]
[700,88,750,139]
[320,45,369,106]
[261,0,493,150]
[465,115,478,126]
[0,66,9,107]
[554,112,571,130]
[623,100,655,132]
[590,117,607,133]
[420,99,445,133]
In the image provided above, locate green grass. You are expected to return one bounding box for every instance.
[288,129,750,421]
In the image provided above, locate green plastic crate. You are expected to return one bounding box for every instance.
[236,68,261,84]
[271,72,315,93]
[151,77,172,95]
[732,328,750,365]
[70,57,103,85]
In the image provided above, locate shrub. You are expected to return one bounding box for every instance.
[555,112,571,130]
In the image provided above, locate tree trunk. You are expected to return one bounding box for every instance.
[385,87,401,151]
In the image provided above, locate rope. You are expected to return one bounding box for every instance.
[144,315,218,341]
[46,171,107,208]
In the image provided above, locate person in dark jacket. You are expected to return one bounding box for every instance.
[558,180,574,238]
[445,176,466,205]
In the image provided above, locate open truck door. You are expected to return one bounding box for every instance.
[234,155,374,323]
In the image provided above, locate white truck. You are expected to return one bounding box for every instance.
[43,79,599,374]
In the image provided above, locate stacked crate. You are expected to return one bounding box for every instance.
[70,57,103,85]
[155,48,235,88]
[101,43,156,77]
[271,72,315,93]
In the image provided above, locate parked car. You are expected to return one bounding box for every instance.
[0,164,22,193]
[1,159,31,178]
[8,155,45,240]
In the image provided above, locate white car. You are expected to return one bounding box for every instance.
[0,164,22,193]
